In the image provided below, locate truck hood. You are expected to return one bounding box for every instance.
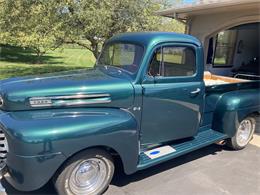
[0,67,134,111]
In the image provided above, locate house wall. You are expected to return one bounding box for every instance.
[206,24,259,76]
[188,8,260,43]
[187,7,260,75]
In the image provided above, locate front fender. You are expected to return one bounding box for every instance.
[0,108,139,190]
[212,89,260,137]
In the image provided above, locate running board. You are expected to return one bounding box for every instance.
[137,129,228,170]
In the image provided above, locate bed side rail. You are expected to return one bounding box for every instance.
[234,73,260,80]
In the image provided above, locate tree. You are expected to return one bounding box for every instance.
[155,0,185,33]
[0,0,66,62]
[62,0,161,58]
[159,19,185,33]
[0,0,185,60]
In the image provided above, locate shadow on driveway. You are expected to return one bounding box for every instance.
[1,144,224,195]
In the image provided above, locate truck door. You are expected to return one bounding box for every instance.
[141,43,205,146]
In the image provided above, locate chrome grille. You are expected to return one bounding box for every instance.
[0,128,8,171]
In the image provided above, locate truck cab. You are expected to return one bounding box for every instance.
[0,32,259,195]
[101,32,205,147]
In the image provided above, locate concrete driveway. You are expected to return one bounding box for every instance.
[1,134,260,195]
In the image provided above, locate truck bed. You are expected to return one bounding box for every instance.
[204,71,259,104]
[204,71,248,86]
[202,72,260,128]
[204,71,260,95]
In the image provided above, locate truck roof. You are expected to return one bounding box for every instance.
[107,32,202,48]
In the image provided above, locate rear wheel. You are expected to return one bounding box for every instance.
[227,116,256,150]
[54,149,114,195]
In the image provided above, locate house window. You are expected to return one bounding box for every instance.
[213,29,238,67]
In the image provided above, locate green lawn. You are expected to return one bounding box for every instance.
[0,45,95,79]
[214,57,227,66]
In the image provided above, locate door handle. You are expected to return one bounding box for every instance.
[190,88,201,95]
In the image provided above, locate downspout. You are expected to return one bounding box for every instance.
[185,18,192,35]
[173,13,191,34]
[173,13,186,25]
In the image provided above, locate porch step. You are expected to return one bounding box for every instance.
[137,129,228,170]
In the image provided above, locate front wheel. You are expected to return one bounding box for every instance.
[54,149,114,195]
[227,116,256,150]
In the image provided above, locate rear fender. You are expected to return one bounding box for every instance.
[212,89,260,137]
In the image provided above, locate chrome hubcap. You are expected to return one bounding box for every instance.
[236,119,253,147]
[69,158,107,194]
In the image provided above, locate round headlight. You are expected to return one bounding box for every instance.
[0,96,3,107]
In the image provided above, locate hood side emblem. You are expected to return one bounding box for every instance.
[29,94,111,108]
[29,97,52,107]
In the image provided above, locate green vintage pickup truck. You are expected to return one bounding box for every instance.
[0,32,259,195]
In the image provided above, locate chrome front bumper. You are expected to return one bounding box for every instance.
[0,127,8,174]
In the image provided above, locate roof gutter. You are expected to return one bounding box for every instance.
[156,9,187,24]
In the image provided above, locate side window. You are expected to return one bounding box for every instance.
[148,46,196,77]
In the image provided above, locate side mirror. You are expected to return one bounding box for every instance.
[142,75,155,84]
[154,75,163,84]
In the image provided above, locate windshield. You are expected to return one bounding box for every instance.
[96,42,144,74]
